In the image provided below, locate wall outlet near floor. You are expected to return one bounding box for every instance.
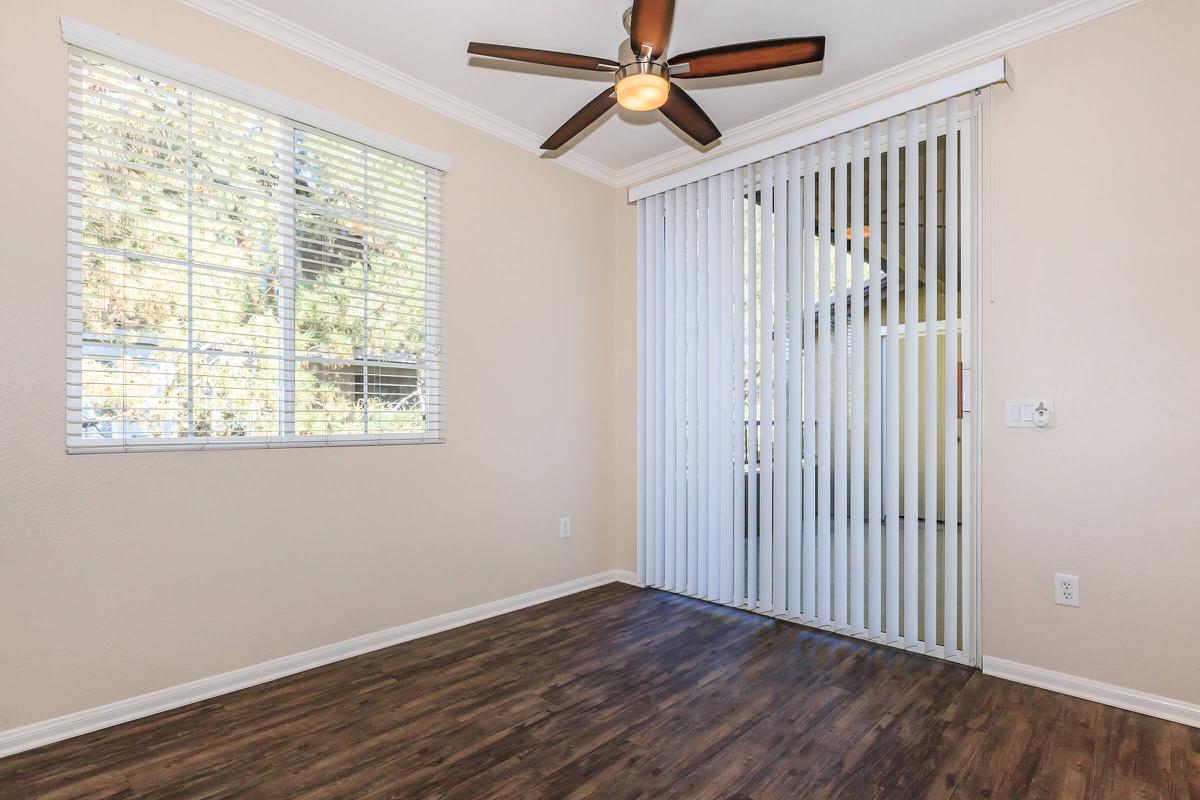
[559,517,571,539]
[1054,573,1079,607]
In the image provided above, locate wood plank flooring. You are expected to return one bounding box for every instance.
[3,583,1197,799]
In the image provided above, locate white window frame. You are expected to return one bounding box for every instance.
[62,18,451,453]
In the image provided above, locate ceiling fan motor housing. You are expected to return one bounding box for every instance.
[617,38,667,70]
[614,38,671,110]
[614,56,671,86]
[616,35,670,87]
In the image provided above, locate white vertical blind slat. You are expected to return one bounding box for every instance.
[707,177,722,600]
[655,191,668,587]
[817,137,833,626]
[885,115,903,643]
[685,182,700,595]
[746,166,759,609]
[664,190,676,590]
[649,194,660,583]
[719,171,736,604]
[833,132,849,629]
[733,169,747,606]
[649,194,660,586]
[867,122,883,639]
[645,195,658,585]
[636,198,648,583]
[960,100,976,663]
[772,153,789,615]
[758,157,775,612]
[943,96,960,658]
[903,110,921,647]
[673,187,688,593]
[786,148,805,617]
[664,193,675,585]
[924,103,940,652]
[697,179,710,598]
[801,145,818,622]
[850,128,866,634]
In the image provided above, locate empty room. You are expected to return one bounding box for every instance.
[1,0,1198,797]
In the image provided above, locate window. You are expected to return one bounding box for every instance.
[67,48,444,452]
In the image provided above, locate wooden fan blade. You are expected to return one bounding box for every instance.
[630,0,675,60]
[669,36,826,79]
[467,42,618,72]
[541,89,618,151]
[659,84,720,146]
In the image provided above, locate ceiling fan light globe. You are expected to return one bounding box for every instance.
[616,73,669,111]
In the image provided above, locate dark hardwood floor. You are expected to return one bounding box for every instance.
[3,583,1198,799]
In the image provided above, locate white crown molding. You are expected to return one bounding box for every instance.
[984,656,1200,729]
[0,570,635,758]
[613,0,1146,188]
[174,0,617,185]
[175,0,1144,189]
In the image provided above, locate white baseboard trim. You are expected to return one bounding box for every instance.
[983,656,1200,728]
[0,569,633,759]
[612,569,642,586]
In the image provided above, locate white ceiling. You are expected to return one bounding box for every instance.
[198,0,1064,173]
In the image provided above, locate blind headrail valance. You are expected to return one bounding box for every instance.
[627,57,1005,202]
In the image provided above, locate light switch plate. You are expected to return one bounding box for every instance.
[1005,399,1054,428]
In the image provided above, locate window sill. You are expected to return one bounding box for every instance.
[66,435,446,454]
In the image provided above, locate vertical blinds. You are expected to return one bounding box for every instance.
[636,93,980,664]
[67,48,444,452]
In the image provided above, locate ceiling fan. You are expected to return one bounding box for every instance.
[467,0,825,151]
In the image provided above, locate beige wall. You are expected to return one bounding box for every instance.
[0,0,628,730]
[981,0,1200,703]
[611,191,640,574]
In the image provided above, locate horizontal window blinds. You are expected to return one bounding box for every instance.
[67,48,444,452]
[637,92,980,664]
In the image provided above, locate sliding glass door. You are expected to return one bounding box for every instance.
[636,94,981,664]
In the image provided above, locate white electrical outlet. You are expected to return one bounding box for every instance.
[559,517,571,539]
[1054,573,1079,607]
